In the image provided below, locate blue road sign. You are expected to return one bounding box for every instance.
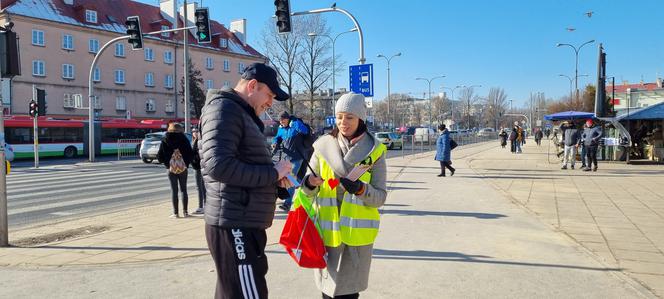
[325,116,335,127]
[349,64,374,97]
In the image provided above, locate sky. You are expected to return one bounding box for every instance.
[139,0,664,108]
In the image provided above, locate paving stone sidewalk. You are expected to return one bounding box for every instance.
[468,138,664,297]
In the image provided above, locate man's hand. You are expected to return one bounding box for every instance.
[340,177,364,195]
[274,160,292,180]
[278,177,294,189]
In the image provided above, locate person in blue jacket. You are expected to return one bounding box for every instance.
[435,124,455,177]
[271,111,310,210]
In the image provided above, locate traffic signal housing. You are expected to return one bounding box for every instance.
[29,100,38,117]
[125,16,143,50]
[194,8,211,43]
[274,0,292,34]
[0,29,21,78]
[36,88,46,116]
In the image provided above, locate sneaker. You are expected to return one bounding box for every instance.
[561,165,567,170]
[583,167,592,172]
[169,214,179,218]
[437,174,445,177]
[193,208,204,214]
[571,165,575,170]
[183,212,190,218]
[278,204,290,212]
[592,167,597,172]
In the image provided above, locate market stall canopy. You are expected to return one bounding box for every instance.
[615,101,664,121]
[543,111,595,121]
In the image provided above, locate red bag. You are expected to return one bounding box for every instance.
[279,204,327,269]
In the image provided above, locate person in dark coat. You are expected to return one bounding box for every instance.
[534,128,544,146]
[199,63,293,299]
[191,127,205,214]
[434,124,455,177]
[157,122,194,218]
[509,125,518,153]
[499,128,508,148]
[581,119,603,172]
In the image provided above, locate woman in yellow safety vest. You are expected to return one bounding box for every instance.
[300,92,388,299]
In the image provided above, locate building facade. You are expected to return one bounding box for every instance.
[608,78,664,112]
[0,0,264,119]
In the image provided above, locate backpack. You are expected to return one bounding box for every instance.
[169,149,187,174]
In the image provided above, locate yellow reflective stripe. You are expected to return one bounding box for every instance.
[316,197,337,207]
[319,220,340,231]
[340,216,380,229]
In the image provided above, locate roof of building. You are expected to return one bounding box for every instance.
[616,101,664,121]
[607,82,662,93]
[1,0,263,58]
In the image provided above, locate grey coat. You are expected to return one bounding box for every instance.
[562,128,581,146]
[199,88,279,229]
[582,125,603,147]
[301,132,387,297]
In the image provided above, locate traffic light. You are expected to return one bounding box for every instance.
[194,8,211,43]
[0,28,21,78]
[36,88,46,116]
[125,16,143,50]
[274,0,292,34]
[29,100,38,117]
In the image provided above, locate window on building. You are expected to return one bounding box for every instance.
[163,50,173,64]
[205,79,214,90]
[165,100,174,113]
[164,74,174,89]
[220,38,228,48]
[161,25,170,37]
[32,60,45,77]
[85,10,98,23]
[144,48,154,61]
[116,96,127,111]
[223,59,230,72]
[145,72,154,87]
[93,67,101,82]
[223,80,230,88]
[115,43,125,57]
[61,64,74,79]
[63,93,75,108]
[62,34,74,50]
[32,29,45,46]
[92,96,102,110]
[146,98,156,112]
[205,57,214,70]
[114,69,125,84]
[238,62,245,74]
[89,39,99,53]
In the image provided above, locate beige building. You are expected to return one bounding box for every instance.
[0,0,264,119]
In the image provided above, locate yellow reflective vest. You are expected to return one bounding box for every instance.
[307,143,386,247]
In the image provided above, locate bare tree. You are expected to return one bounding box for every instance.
[485,87,508,129]
[295,15,333,125]
[260,18,303,114]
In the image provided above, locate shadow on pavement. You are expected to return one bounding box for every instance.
[387,186,429,191]
[39,245,207,251]
[387,180,426,184]
[381,210,507,219]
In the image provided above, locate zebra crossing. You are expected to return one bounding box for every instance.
[6,161,199,228]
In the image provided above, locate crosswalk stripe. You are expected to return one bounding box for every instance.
[8,170,134,185]
[7,169,82,178]
[8,171,165,195]
[8,175,169,200]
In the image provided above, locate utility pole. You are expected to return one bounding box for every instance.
[32,85,39,168]
[183,0,191,133]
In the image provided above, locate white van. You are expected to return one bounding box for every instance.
[414,128,436,144]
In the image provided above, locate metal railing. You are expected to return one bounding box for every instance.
[399,133,500,157]
[117,139,142,160]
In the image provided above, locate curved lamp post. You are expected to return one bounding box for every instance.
[416,75,446,128]
[556,40,595,104]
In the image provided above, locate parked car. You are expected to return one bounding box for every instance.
[375,132,403,150]
[139,131,191,163]
[414,127,436,144]
[477,128,496,137]
[3,142,14,162]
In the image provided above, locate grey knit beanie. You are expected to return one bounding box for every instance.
[335,92,367,120]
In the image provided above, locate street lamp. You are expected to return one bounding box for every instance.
[442,85,462,130]
[308,27,358,114]
[559,73,588,107]
[459,84,481,130]
[556,40,595,104]
[377,52,401,129]
[416,75,446,128]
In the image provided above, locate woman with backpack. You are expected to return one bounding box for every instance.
[435,124,455,177]
[157,123,194,218]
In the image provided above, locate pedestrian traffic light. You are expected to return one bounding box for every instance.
[125,16,143,50]
[0,27,21,78]
[29,100,38,117]
[274,0,292,34]
[36,88,46,116]
[194,8,211,43]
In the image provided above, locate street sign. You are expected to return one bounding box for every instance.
[349,64,373,97]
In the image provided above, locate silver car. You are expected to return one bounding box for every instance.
[139,132,192,163]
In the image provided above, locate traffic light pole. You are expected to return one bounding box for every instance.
[86,27,194,162]
[0,80,7,246]
[183,0,191,134]
[32,84,39,168]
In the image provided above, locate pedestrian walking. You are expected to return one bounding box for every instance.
[157,122,194,218]
[435,124,455,177]
[545,127,551,139]
[579,122,588,169]
[560,122,580,170]
[514,123,523,153]
[299,92,388,298]
[499,128,508,148]
[199,62,293,299]
[191,127,205,214]
[581,119,603,172]
[509,126,517,153]
[271,111,312,212]
[534,128,543,146]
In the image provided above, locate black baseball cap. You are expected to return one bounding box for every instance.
[241,63,289,101]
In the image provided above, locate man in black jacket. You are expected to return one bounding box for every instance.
[199,63,292,299]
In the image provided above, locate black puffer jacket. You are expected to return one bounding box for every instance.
[199,88,279,229]
[157,132,194,169]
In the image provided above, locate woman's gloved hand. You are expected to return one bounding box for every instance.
[340,177,364,195]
